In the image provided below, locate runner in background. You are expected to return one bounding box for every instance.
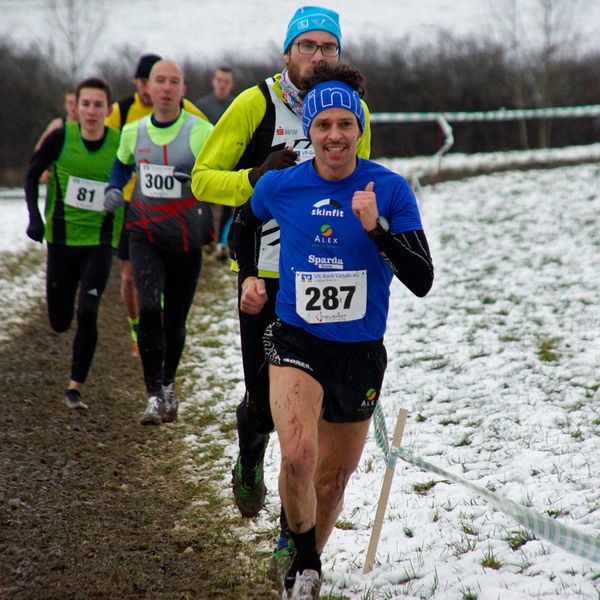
[35,89,77,184]
[104,59,213,426]
[191,5,371,582]
[106,54,209,355]
[35,89,77,152]
[195,66,236,260]
[24,77,122,411]
[195,66,235,124]
[233,63,434,598]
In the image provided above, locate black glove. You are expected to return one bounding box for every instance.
[248,148,298,187]
[26,214,44,243]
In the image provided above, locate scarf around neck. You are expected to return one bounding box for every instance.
[279,68,303,119]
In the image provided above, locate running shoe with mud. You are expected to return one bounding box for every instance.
[268,509,294,587]
[139,393,165,426]
[162,382,178,423]
[269,542,295,590]
[282,568,321,600]
[289,569,321,600]
[231,452,267,517]
[64,389,88,410]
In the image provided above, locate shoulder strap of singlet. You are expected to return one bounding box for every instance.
[235,78,278,171]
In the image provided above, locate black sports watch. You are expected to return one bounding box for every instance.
[366,216,390,240]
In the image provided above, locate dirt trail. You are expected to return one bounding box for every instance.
[0,257,278,599]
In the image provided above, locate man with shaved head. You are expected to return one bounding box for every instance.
[107,54,208,357]
[104,59,214,426]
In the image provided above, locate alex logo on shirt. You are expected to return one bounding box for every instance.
[313,223,338,246]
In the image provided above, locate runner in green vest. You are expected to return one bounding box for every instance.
[24,77,122,410]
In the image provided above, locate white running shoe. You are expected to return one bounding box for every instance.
[139,394,164,426]
[290,569,321,600]
[162,382,178,423]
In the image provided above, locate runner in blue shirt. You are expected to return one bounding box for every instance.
[233,63,434,599]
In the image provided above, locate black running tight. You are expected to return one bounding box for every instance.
[235,275,279,466]
[129,238,202,396]
[46,243,112,383]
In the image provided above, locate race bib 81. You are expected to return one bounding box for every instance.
[64,176,106,212]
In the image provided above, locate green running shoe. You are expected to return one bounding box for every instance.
[268,541,295,589]
[231,453,266,517]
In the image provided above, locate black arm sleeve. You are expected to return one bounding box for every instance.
[371,229,434,297]
[24,128,65,219]
[231,202,265,282]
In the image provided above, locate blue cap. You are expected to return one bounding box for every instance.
[283,6,341,54]
[301,80,365,137]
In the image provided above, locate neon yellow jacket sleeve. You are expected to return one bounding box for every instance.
[358,100,371,159]
[191,85,267,207]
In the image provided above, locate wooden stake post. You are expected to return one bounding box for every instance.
[363,408,408,574]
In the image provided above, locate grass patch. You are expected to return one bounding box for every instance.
[413,480,439,495]
[454,434,473,447]
[537,337,560,362]
[459,586,478,600]
[480,547,503,570]
[506,528,536,551]
[335,519,357,531]
[460,521,479,536]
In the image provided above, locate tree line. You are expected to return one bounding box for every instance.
[2,33,600,186]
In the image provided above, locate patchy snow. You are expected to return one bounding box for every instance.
[0,188,41,254]
[0,189,45,344]
[3,147,600,598]
[181,151,600,598]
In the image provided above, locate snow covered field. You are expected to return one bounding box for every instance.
[3,155,600,598]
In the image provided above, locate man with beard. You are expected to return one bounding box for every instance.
[191,5,371,584]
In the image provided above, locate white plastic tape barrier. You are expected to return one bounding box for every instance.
[372,404,600,562]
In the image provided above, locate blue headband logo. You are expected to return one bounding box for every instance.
[301,80,365,137]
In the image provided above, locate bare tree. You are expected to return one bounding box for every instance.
[47,0,107,80]
[487,0,587,147]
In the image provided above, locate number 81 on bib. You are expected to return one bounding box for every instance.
[295,270,367,324]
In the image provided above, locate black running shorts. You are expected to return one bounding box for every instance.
[263,319,387,423]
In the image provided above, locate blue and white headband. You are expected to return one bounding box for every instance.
[301,80,365,137]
